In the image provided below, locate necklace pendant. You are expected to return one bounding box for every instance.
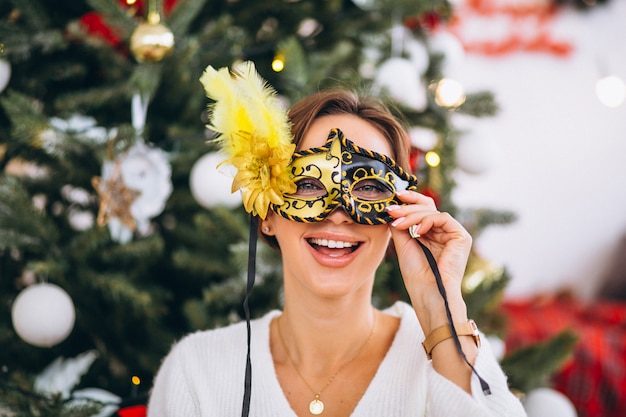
[309,396,324,415]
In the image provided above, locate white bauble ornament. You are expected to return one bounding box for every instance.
[373,57,427,111]
[595,75,626,108]
[408,126,439,151]
[350,0,376,10]
[405,37,430,76]
[524,388,578,417]
[190,152,242,209]
[11,283,76,348]
[0,58,11,93]
[455,134,498,175]
[68,208,95,231]
[428,31,465,73]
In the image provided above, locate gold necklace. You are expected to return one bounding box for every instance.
[276,312,376,415]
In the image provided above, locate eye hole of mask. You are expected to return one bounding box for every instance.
[350,178,394,201]
[290,178,328,199]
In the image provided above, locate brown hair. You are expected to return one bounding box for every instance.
[261,89,412,250]
[288,89,412,170]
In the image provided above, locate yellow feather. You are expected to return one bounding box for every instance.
[199,61,295,218]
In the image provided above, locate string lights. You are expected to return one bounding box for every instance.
[272,53,285,72]
[434,78,466,108]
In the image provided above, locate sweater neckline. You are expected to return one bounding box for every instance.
[252,301,419,416]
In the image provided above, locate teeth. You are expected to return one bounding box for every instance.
[309,238,354,249]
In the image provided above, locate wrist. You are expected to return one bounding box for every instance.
[414,291,468,335]
[422,319,480,359]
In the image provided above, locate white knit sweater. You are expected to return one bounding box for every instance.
[147,301,527,416]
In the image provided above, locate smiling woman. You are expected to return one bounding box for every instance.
[146,62,527,417]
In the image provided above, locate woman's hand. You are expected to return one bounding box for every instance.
[386,190,480,392]
[386,190,472,334]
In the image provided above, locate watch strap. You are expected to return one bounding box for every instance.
[422,319,480,359]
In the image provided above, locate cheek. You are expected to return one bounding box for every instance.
[369,227,392,256]
[372,225,391,240]
[269,217,305,245]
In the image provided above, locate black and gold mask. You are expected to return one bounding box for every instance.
[270,128,418,225]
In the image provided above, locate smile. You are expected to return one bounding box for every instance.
[307,238,361,257]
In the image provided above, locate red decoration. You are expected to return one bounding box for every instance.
[447,0,574,57]
[116,405,147,417]
[502,293,626,417]
[404,10,443,32]
[79,0,179,48]
[420,187,441,208]
[463,0,559,16]
[80,12,123,47]
[409,146,421,173]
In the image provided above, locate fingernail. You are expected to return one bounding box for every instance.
[391,217,405,227]
[395,190,408,196]
[386,205,400,212]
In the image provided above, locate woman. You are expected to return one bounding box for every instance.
[147,66,526,417]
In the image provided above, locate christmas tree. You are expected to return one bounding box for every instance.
[0,0,575,415]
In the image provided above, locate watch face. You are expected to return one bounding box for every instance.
[271,128,418,224]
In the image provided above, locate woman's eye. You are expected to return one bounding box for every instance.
[352,179,393,200]
[292,178,327,197]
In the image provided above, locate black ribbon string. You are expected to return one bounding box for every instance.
[241,216,258,417]
[415,239,492,396]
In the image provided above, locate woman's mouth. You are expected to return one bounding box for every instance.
[307,238,361,257]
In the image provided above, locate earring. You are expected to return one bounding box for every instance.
[263,226,270,233]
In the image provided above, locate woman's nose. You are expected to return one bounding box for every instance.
[325,206,354,224]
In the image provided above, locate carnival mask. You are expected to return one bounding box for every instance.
[270,128,419,225]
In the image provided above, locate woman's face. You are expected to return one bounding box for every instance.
[263,114,393,299]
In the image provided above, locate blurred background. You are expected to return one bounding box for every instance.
[448,0,626,299]
[1,0,624,416]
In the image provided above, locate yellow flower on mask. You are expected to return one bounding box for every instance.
[200,61,296,219]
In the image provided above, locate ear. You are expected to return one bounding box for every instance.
[260,218,275,236]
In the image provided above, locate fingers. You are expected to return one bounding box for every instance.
[385,190,438,232]
[386,191,470,242]
[395,189,437,209]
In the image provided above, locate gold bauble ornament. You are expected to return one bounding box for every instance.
[130,13,174,63]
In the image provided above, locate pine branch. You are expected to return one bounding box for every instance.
[85,0,136,40]
[53,83,133,113]
[86,271,157,316]
[458,207,518,238]
[0,176,59,250]
[166,0,208,36]
[66,226,113,262]
[8,0,50,30]
[463,267,511,334]
[99,234,165,267]
[458,90,500,117]
[129,63,164,100]
[0,381,104,417]
[275,37,309,94]
[171,248,236,280]
[0,27,67,59]
[0,91,49,146]
[500,330,579,393]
